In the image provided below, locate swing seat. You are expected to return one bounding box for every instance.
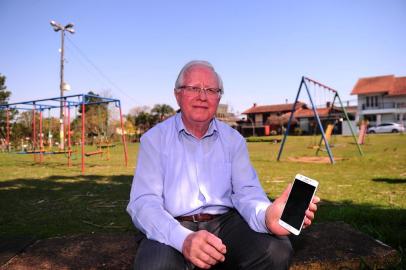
[20,149,46,154]
[52,150,74,154]
[99,144,115,149]
[85,150,103,157]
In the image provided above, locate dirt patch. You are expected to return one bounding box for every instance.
[0,237,35,267]
[290,222,400,269]
[1,233,138,270]
[1,222,400,270]
[288,156,346,164]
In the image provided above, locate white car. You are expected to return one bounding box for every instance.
[368,122,405,133]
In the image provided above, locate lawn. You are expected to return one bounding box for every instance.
[0,134,405,268]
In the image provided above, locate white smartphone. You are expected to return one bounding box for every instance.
[278,174,319,235]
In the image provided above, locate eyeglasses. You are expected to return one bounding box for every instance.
[177,85,222,98]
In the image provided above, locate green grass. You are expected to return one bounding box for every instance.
[0,134,405,268]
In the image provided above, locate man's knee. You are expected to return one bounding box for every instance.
[264,236,293,269]
[134,238,186,270]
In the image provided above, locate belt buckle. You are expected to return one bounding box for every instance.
[192,214,198,223]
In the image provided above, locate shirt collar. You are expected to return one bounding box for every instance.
[175,112,218,139]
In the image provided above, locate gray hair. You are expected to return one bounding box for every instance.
[174,60,224,95]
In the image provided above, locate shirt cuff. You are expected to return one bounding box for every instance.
[169,223,194,253]
[257,202,272,233]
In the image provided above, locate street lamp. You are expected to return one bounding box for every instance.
[50,20,75,150]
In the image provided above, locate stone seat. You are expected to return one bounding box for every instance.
[0,222,400,270]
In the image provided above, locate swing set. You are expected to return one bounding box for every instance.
[277,76,363,164]
[0,93,128,173]
[84,104,115,159]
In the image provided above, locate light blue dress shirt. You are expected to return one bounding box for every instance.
[127,113,271,252]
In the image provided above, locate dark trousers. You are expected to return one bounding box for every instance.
[134,210,293,270]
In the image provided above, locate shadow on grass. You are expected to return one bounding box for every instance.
[3,177,402,247]
[316,199,405,269]
[0,174,136,241]
[266,196,405,269]
[372,178,406,184]
[0,177,404,269]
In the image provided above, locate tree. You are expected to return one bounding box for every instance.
[76,91,109,143]
[134,111,158,135]
[267,114,297,134]
[0,74,16,144]
[151,104,175,122]
[11,111,40,149]
[0,74,11,103]
[126,104,174,136]
[127,106,150,136]
[129,105,150,117]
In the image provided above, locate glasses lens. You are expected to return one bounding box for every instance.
[179,86,220,98]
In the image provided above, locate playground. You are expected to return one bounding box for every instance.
[0,94,128,174]
[0,133,405,268]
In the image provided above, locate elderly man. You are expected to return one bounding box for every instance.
[127,60,319,270]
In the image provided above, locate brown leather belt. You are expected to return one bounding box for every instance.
[175,213,223,222]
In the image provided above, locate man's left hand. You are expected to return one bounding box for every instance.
[265,184,320,235]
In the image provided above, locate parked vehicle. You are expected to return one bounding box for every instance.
[367,122,405,133]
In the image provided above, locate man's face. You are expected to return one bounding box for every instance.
[175,65,221,126]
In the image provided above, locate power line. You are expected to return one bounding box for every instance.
[65,43,106,89]
[65,35,138,104]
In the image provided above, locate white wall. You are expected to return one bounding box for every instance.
[381,114,396,122]
[300,118,309,133]
[342,120,359,136]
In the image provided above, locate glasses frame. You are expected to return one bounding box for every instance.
[177,85,223,98]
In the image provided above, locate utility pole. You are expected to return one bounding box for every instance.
[50,20,75,150]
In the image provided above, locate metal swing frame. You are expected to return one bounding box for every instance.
[276,76,363,164]
[0,93,128,173]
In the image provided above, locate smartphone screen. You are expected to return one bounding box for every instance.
[280,178,316,231]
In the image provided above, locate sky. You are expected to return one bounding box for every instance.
[1,0,406,116]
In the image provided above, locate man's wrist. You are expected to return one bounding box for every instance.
[169,223,194,253]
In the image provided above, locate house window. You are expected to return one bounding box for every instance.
[255,114,263,125]
[366,96,379,108]
[364,115,376,122]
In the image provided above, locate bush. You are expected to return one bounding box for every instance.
[294,127,303,135]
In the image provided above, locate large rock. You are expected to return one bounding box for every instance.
[1,222,400,270]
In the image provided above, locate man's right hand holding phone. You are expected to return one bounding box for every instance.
[265,184,320,235]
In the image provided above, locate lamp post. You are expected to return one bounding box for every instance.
[50,20,75,150]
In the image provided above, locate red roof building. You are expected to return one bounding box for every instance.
[242,102,306,115]
[239,101,354,137]
[351,75,406,126]
[239,102,307,136]
[351,75,406,96]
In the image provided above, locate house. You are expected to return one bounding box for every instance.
[240,102,355,137]
[240,102,306,136]
[351,75,406,126]
[216,104,238,128]
[284,105,356,135]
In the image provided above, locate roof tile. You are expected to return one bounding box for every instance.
[242,102,305,114]
[350,75,406,96]
[392,76,406,96]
